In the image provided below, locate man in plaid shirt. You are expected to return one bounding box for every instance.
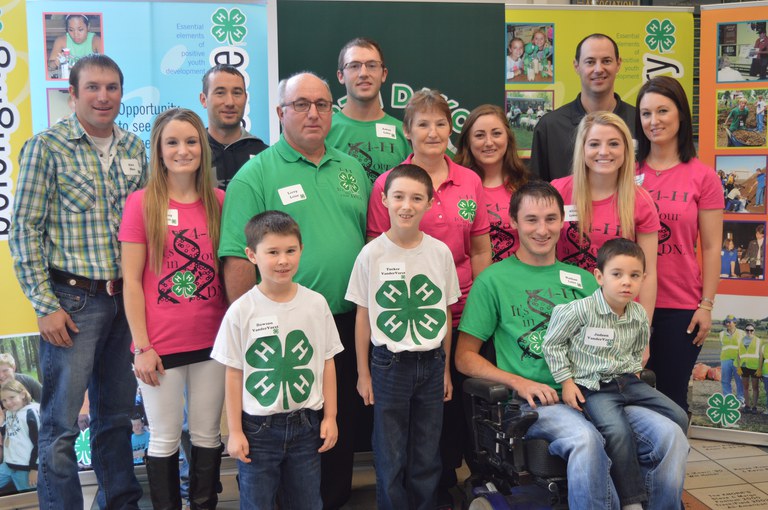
[10,55,146,509]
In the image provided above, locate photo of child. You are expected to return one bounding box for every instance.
[505,23,554,83]
[716,89,768,148]
[44,13,103,80]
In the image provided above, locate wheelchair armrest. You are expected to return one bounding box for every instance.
[463,378,510,404]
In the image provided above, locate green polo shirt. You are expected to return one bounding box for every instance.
[219,136,371,314]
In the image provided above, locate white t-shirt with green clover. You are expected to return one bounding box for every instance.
[346,233,460,352]
[212,284,343,416]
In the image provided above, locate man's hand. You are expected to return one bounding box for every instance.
[516,378,559,408]
[38,309,79,347]
[561,379,585,411]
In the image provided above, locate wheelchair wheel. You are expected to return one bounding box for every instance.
[468,497,495,510]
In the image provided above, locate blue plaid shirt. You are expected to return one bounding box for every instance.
[10,114,148,316]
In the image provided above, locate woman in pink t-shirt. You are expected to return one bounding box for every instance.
[552,112,659,321]
[120,108,226,508]
[454,104,529,262]
[635,76,723,412]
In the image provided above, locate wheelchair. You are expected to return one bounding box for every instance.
[462,378,568,510]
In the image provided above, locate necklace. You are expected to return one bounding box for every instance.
[649,158,681,176]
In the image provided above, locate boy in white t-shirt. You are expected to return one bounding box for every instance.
[346,164,460,510]
[212,211,343,510]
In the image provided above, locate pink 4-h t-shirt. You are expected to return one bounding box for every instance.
[367,154,490,324]
[637,158,724,309]
[552,175,660,274]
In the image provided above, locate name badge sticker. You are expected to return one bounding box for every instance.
[376,123,397,140]
[584,327,614,348]
[564,205,579,223]
[278,184,307,206]
[120,159,141,176]
[167,209,179,226]
[249,316,280,340]
[559,270,583,289]
[379,262,406,281]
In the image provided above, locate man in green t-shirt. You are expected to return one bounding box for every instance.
[455,181,688,509]
[725,98,750,132]
[327,38,410,183]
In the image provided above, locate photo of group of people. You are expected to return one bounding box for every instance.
[717,21,768,83]
[717,155,767,214]
[43,13,103,81]
[716,89,767,148]
[720,221,765,280]
[505,23,554,83]
[503,90,553,150]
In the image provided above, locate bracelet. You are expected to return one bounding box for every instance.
[701,297,715,305]
[698,303,713,311]
[133,344,154,355]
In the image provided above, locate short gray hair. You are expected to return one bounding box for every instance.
[277,71,332,106]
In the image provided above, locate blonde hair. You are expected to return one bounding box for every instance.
[570,112,636,243]
[0,353,16,369]
[1,380,31,406]
[144,108,220,274]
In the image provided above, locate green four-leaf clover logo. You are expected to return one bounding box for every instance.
[526,330,545,356]
[376,274,445,345]
[706,393,741,427]
[211,8,247,46]
[245,330,315,410]
[171,270,197,298]
[457,199,477,222]
[339,171,360,194]
[75,428,91,465]
[645,19,676,54]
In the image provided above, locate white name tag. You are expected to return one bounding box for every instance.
[379,262,406,281]
[584,327,614,348]
[249,316,280,340]
[376,123,397,140]
[564,205,578,222]
[278,184,307,205]
[559,270,583,289]
[167,209,179,226]
[120,159,142,176]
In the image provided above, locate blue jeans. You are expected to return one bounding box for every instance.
[371,345,445,510]
[581,375,689,506]
[757,112,765,133]
[238,409,322,510]
[721,358,745,402]
[0,462,31,491]
[37,281,141,510]
[756,182,765,206]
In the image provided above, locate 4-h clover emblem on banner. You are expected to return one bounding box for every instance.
[376,274,445,345]
[211,8,247,46]
[645,19,676,54]
[75,428,91,466]
[245,330,315,410]
[706,393,741,428]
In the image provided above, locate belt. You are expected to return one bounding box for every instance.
[373,344,442,360]
[50,268,123,296]
[244,409,318,427]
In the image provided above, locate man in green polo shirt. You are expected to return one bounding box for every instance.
[327,38,410,184]
[219,71,370,509]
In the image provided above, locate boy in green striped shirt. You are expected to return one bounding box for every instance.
[542,238,688,510]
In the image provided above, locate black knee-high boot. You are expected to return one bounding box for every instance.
[189,444,223,510]
[145,451,182,510]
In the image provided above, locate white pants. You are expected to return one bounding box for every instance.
[138,359,225,457]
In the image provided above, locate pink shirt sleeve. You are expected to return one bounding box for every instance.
[366,171,391,238]
[696,160,725,210]
[635,186,660,234]
[118,190,147,244]
[469,174,491,236]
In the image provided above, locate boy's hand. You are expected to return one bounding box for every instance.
[227,431,250,463]
[561,379,585,412]
[318,417,338,453]
[443,370,453,402]
[28,469,37,487]
[356,374,374,405]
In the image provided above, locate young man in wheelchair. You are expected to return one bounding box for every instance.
[455,181,688,510]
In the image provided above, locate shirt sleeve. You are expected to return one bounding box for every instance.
[470,178,491,236]
[542,302,581,383]
[27,408,40,470]
[629,312,650,374]
[9,137,60,316]
[118,192,147,244]
[218,168,265,259]
[635,186,661,234]
[322,298,344,360]
[366,174,389,238]
[698,161,726,210]
[211,306,245,370]
[529,121,549,181]
[457,274,498,341]
[344,248,370,308]
[444,247,461,306]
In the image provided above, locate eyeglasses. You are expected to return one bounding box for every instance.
[281,99,333,113]
[342,60,384,72]
[746,329,755,332]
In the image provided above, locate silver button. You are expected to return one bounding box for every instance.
[68,279,77,286]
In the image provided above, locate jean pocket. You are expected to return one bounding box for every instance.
[242,415,268,438]
[371,348,394,370]
[53,287,87,315]
[57,167,95,212]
